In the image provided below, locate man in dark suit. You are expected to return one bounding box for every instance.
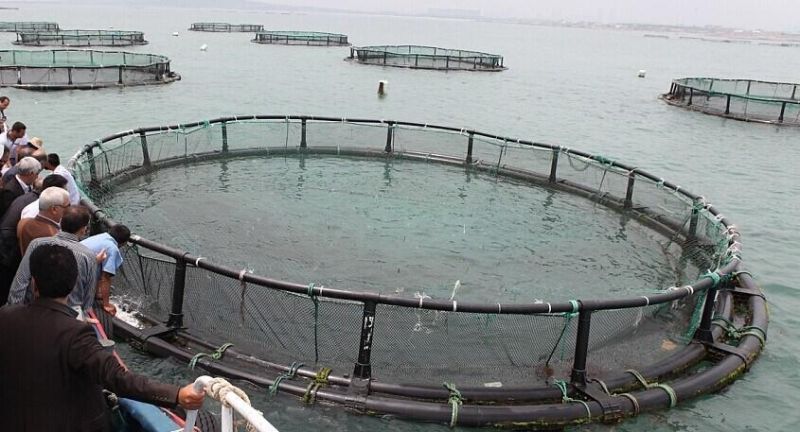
[0,244,205,431]
[0,155,40,217]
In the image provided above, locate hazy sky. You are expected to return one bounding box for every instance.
[252,0,800,31]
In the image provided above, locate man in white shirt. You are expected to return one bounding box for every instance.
[44,154,79,205]
[0,122,28,167]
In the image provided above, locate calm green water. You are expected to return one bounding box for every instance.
[3,3,799,431]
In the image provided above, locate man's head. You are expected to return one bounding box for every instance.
[109,224,131,246]
[39,187,70,223]
[0,96,9,111]
[9,122,25,140]
[15,157,41,185]
[15,145,35,161]
[31,244,78,300]
[60,206,91,237]
[42,173,68,191]
[45,153,60,171]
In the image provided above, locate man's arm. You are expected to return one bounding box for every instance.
[79,257,100,312]
[96,272,116,315]
[7,248,32,305]
[67,323,186,407]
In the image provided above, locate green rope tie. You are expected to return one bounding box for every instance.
[545,300,580,367]
[593,155,615,166]
[188,343,233,370]
[553,380,592,421]
[302,367,332,405]
[443,382,463,428]
[701,271,721,287]
[269,361,304,397]
[711,316,767,347]
[308,283,320,364]
[625,369,677,408]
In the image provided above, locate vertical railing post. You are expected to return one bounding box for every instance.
[118,66,123,85]
[746,80,751,96]
[68,67,73,85]
[624,171,635,209]
[548,148,559,183]
[688,87,694,106]
[352,301,377,380]
[779,102,787,123]
[384,122,394,153]
[694,285,718,343]
[139,131,151,167]
[221,122,229,153]
[570,309,592,385]
[792,85,797,100]
[688,199,700,241]
[300,118,307,148]
[167,258,187,328]
[725,95,731,114]
[86,145,98,184]
[466,132,474,164]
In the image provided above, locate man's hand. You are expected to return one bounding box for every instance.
[103,303,117,316]
[96,248,107,264]
[177,384,205,410]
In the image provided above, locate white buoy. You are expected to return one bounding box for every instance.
[377,80,388,96]
[200,44,208,51]
[638,69,647,78]
[172,32,179,37]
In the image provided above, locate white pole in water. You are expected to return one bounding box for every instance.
[638,70,647,78]
[183,376,280,432]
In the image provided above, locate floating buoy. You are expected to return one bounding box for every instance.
[377,80,388,96]
[638,70,647,78]
[200,44,208,51]
[172,32,179,37]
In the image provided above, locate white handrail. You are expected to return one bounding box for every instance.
[184,375,280,432]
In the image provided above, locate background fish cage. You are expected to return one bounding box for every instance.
[14,29,148,47]
[662,77,800,125]
[349,45,505,71]
[0,49,178,90]
[252,31,349,46]
[0,21,59,32]
[69,116,766,429]
[189,22,264,32]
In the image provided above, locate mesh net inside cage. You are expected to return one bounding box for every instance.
[71,117,733,390]
[351,45,505,71]
[0,50,175,89]
[665,77,800,125]
[15,30,148,47]
[189,23,264,32]
[0,21,59,32]
[252,31,349,46]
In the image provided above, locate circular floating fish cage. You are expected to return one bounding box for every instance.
[252,31,349,46]
[0,21,59,32]
[69,116,766,429]
[0,49,179,91]
[189,22,264,32]
[662,77,800,125]
[14,29,148,47]
[349,45,505,71]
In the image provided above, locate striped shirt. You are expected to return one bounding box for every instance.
[7,232,99,310]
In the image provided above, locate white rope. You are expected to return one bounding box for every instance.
[205,377,261,432]
[195,256,205,267]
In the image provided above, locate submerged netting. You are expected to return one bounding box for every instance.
[189,23,264,32]
[0,49,178,90]
[252,31,349,46]
[349,45,505,71]
[0,21,59,32]
[663,77,800,125]
[70,116,766,429]
[14,30,148,47]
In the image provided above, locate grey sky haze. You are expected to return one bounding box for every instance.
[251,0,800,31]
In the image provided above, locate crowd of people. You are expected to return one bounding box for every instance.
[0,95,206,431]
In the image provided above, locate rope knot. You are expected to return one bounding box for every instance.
[443,382,463,427]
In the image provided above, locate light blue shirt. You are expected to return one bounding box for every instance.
[80,232,123,277]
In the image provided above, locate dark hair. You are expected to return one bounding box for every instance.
[60,206,90,234]
[109,224,131,244]
[30,244,78,299]
[0,96,8,103]
[42,174,68,190]
[11,121,25,132]
[47,153,60,167]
